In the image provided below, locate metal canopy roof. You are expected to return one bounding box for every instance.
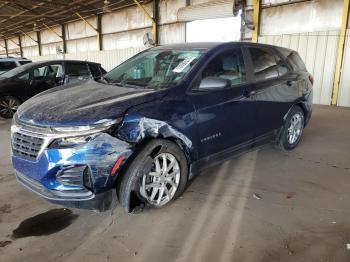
[0,0,147,39]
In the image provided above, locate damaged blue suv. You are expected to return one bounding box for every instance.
[11,42,313,213]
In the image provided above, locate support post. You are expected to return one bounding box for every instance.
[4,38,8,56]
[97,14,103,51]
[18,35,23,57]
[61,24,67,53]
[37,31,42,56]
[252,0,261,43]
[153,0,159,45]
[331,0,350,106]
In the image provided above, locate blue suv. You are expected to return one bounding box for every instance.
[11,42,313,213]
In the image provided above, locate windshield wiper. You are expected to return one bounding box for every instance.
[111,81,146,89]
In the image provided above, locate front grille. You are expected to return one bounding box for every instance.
[12,131,44,160]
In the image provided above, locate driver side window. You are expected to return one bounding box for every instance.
[200,48,246,88]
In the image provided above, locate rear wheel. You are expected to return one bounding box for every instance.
[0,96,21,119]
[278,106,305,151]
[117,139,188,213]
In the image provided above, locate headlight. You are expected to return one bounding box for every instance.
[51,119,121,134]
[48,118,123,149]
[49,134,98,149]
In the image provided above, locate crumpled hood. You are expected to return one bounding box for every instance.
[16,80,162,126]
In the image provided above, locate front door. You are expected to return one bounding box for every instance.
[189,47,256,159]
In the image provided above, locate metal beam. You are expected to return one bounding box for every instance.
[75,12,101,50]
[97,14,103,51]
[252,0,261,43]
[43,23,63,39]
[4,39,8,56]
[37,31,42,56]
[132,0,157,44]
[331,0,350,106]
[153,0,160,45]
[61,24,67,54]
[18,35,23,57]
[19,29,38,44]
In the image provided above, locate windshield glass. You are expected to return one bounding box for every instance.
[104,49,204,89]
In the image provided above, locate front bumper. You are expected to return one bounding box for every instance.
[16,171,114,211]
[11,130,134,211]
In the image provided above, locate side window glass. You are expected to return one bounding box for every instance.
[66,63,90,77]
[275,54,289,76]
[0,61,16,71]
[249,48,279,81]
[198,48,246,90]
[18,72,30,80]
[33,64,63,80]
[89,64,101,78]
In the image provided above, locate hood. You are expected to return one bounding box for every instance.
[16,80,163,127]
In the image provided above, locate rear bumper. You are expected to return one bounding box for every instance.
[16,170,115,211]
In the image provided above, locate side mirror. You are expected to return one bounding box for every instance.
[199,77,231,91]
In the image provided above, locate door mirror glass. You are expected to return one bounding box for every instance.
[199,77,231,91]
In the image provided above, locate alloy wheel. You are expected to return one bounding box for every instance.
[287,112,304,144]
[0,97,20,118]
[140,153,181,207]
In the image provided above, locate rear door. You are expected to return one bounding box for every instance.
[245,46,297,138]
[189,47,256,159]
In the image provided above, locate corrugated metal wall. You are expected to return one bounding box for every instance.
[259,30,340,105]
[338,29,350,107]
[29,47,146,71]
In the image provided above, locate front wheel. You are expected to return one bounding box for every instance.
[117,139,188,213]
[278,106,305,151]
[0,96,21,119]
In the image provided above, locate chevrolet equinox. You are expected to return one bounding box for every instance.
[11,42,313,213]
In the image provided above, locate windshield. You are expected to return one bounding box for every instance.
[104,49,204,89]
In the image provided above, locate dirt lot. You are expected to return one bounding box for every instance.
[0,105,350,262]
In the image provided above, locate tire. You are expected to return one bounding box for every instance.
[0,96,21,119]
[117,139,188,213]
[278,105,305,151]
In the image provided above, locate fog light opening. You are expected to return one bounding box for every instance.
[83,167,93,191]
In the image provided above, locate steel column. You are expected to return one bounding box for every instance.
[331,0,350,106]
[252,0,261,43]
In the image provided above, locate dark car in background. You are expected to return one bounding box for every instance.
[0,57,32,75]
[11,42,313,213]
[0,59,106,118]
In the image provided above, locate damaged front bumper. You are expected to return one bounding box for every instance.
[11,122,134,212]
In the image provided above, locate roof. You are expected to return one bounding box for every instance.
[0,56,31,61]
[153,41,279,51]
[0,0,148,39]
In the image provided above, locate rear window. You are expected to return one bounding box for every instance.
[248,47,279,81]
[66,62,90,76]
[278,48,306,71]
[0,61,17,71]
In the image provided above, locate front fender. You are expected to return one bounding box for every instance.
[117,114,193,158]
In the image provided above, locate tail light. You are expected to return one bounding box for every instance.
[309,75,314,85]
